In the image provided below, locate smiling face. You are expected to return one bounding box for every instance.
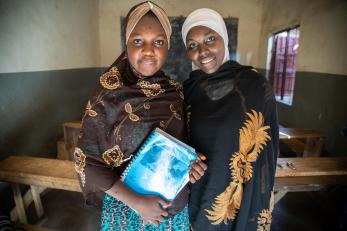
[186,26,225,74]
[126,13,168,77]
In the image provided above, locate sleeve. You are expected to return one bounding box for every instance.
[263,79,279,189]
[254,78,279,226]
[74,93,119,207]
[166,100,190,215]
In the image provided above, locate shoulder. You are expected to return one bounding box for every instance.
[239,68,266,83]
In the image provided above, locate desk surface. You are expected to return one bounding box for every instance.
[0,156,81,192]
[275,157,347,177]
[279,127,324,139]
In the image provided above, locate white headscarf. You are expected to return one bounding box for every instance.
[181,8,230,70]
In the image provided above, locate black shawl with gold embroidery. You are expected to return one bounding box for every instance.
[184,60,279,231]
[74,52,188,213]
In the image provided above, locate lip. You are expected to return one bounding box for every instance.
[140,58,157,65]
[199,56,216,65]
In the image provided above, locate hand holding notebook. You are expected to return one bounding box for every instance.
[121,128,199,202]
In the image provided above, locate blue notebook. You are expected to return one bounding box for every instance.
[121,128,198,202]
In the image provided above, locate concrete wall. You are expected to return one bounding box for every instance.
[0,0,101,159]
[258,0,347,155]
[258,0,347,74]
[0,0,99,73]
[98,0,264,67]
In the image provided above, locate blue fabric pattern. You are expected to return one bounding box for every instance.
[100,193,190,231]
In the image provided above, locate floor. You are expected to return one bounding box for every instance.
[20,187,346,231]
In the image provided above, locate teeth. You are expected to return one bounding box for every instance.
[201,57,214,64]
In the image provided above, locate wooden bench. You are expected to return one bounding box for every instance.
[274,157,347,202]
[0,156,80,227]
[0,156,346,225]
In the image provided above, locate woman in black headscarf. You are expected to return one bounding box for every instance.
[74,2,206,230]
[181,8,279,231]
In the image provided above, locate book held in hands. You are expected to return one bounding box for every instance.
[121,128,198,201]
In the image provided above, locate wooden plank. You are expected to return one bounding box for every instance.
[275,157,347,177]
[57,139,70,160]
[274,175,347,192]
[31,185,44,219]
[303,137,324,157]
[0,156,81,192]
[63,121,82,129]
[15,223,57,231]
[11,183,27,223]
[10,187,46,221]
[281,138,305,154]
[279,127,324,139]
[274,190,288,203]
[63,121,81,160]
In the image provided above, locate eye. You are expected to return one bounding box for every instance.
[154,40,165,47]
[133,39,143,46]
[206,36,215,44]
[188,42,198,50]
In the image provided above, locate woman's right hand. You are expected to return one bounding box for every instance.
[131,195,171,226]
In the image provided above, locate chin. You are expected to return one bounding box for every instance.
[137,65,160,77]
[201,65,219,74]
[140,69,158,77]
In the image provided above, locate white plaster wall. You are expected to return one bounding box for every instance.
[98,0,264,68]
[0,0,99,73]
[258,0,347,75]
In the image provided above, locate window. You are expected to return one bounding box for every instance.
[266,26,300,105]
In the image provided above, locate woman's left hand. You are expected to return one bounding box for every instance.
[189,153,208,183]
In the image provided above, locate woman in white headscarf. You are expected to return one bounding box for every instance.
[182,8,279,231]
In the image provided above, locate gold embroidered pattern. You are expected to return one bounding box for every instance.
[125,103,140,122]
[170,104,182,120]
[169,79,184,99]
[74,147,86,187]
[102,145,124,168]
[85,100,98,117]
[206,110,271,225]
[100,66,123,90]
[160,121,165,128]
[137,79,165,97]
[257,191,274,231]
[143,102,151,110]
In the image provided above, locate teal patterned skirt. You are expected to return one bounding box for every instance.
[100,193,190,231]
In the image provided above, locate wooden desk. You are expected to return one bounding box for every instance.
[279,127,324,157]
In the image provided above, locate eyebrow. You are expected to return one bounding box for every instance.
[129,32,166,38]
[187,31,217,41]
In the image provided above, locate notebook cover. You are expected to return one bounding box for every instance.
[121,128,197,201]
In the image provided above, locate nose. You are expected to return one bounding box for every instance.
[198,44,209,57]
[142,43,154,56]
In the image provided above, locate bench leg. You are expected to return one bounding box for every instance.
[274,190,288,204]
[10,187,46,221]
[31,185,45,219]
[303,137,324,157]
[11,183,28,223]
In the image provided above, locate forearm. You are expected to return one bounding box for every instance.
[105,180,140,209]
